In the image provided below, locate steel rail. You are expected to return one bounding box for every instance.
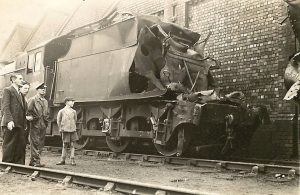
[229,157,300,168]
[44,146,300,176]
[0,162,205,195]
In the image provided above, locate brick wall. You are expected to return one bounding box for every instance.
[186,0,295,116]
[118,0,299,158]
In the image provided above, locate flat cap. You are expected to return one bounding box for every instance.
[64,97,75,103]
[36,82,47,89]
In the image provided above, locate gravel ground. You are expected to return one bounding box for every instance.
[0,171,122,195]
[0,147,299,195]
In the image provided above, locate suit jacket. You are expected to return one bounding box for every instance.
[1,85,26,128]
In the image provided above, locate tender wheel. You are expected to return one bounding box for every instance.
[74,118,100,150]
[106,136,131,153]
[154,127,191,156]
[74,137,90,150]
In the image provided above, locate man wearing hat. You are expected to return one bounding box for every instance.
[27,82,49,167]
[56,97,78,166]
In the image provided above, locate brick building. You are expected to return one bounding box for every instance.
[118,0,298,158]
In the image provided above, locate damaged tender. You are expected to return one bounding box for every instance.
[0,13,267,157]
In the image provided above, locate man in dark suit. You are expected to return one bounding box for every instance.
[1,73,27,164]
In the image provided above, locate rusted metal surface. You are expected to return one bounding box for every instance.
[0,162,203,195]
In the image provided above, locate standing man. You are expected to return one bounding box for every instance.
[19,81,33,144]
[27,83,49,167]
[1,73,27,164]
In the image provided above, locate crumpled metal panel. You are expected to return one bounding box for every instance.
[136,15,200,46]
[54,45,138,103]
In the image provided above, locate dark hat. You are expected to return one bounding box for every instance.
[64,97,75,103]
[36,83,47,89]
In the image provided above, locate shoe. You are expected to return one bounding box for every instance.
[34,164,45,167]
[56,161,65,165]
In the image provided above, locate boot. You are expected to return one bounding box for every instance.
[34,162,45,167]
[56,161,65,165]
[57,147,67,165]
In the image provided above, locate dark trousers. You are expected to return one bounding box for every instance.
[2,126,26,165]
[29,127,46,165]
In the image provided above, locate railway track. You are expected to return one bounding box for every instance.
[0,162,203,195]
[44,146,300,177]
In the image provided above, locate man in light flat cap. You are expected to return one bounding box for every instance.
[27,83,49,167]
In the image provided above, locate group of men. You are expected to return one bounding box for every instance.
[1,73,49,167]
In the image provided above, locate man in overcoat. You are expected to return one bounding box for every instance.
[27,83,49,167]
[1,73,27,164]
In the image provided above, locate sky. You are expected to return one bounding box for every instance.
[0,0,81,50]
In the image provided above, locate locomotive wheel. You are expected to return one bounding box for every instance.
[74,137,90,150]
[154,128,191,156]
[73,118,100,150]
[106,136,131,153]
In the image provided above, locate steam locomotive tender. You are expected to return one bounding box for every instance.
[0,14,265,157]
